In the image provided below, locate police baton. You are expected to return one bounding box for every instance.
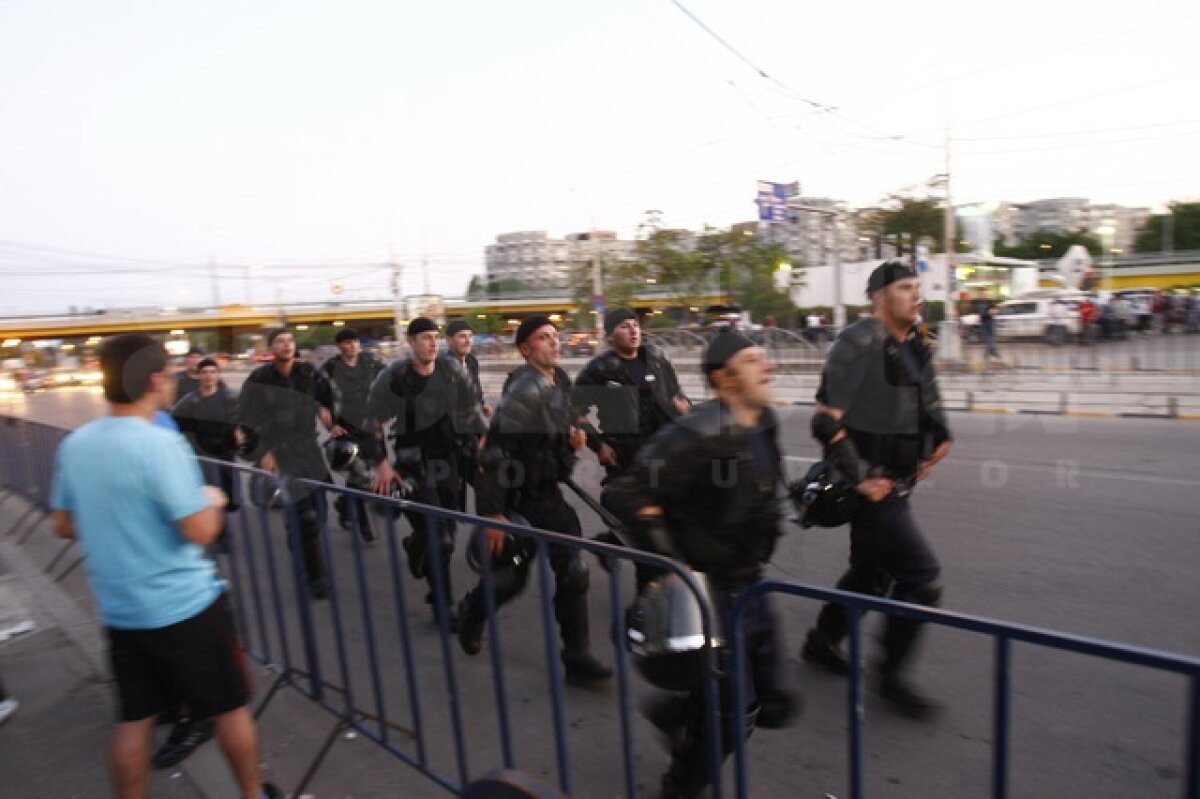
[561,476,632,547]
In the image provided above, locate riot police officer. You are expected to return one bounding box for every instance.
[574,307,690,477]
[368,318,487,625]
[320,327,387,542]
[621,329,797,799]
[238,328,335,599]
[454,316,612,686]
[800,259,953,715]
[575,307,690,588]
[445,319,492,498]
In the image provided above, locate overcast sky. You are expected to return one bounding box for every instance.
[1,0,1196,315]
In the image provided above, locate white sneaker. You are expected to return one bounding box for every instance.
[0,698,17,724]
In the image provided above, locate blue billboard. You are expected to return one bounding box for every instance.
[755,180,798,223]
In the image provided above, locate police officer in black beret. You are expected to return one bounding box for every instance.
[237,328,336,599]
[801,260,953,715]
[620,329,798,798]
[575,307,691,585]
[320,327,387,541]
[575,307,690,476]
[367,318,487,626]
[454,315,612,685]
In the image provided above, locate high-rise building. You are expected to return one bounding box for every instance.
[1005,198,1150,254]
[484,230,637,288]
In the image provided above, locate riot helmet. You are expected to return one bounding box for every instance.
[465,513,531,575]
[324,436,360,472]
[790,460,861,528]
[626,568,722,692]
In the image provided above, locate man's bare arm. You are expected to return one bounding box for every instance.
[52,510,75,540]
[178,486,228,546]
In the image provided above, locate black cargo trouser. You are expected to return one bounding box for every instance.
[460,486,593,655]
[813,491,942,672]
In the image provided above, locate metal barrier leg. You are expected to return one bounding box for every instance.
[534,542,572,797]
[291,717,355,798]
[847,607,866,799]
[4,507,36,538]
[993,636,1011,799]
[54,555,85,584]
[44,539,76,574]
[1186,675,1199,799]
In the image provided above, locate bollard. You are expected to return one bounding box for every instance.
[1060,392,1068,415]
[1168,396,1178,419]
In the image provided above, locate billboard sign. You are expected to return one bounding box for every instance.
[756,180,798,223]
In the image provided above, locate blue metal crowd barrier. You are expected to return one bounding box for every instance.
[728,582,1200,799]
[189,456,729,798]
[4,414,1199,797]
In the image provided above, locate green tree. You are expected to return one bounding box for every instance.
[633,213,714,313]
[1134,201,1200,252]
[994,229,1101,260]
[862,193,947,255]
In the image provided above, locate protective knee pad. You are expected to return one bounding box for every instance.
[893,581,943,607]
[556,556,589,598]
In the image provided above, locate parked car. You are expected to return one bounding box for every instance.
[562,331,599,357]
[994,297,1082,344]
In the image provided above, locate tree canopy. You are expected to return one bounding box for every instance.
[1134,202,1200,253]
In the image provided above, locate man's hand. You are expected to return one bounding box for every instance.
[915,441,952,483]
[856,477,894,503]
[597,443,618,467]
[672,394,692,416]
[260,451,279,474]
[203,485,229,509]
[318,407,334,429]
[373,460,397,495]
[482,404,494,418]
[330,424,348,438]
[484,514,509,557]
[568,426,587,451]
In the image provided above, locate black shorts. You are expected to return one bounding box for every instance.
[107,593,249,723]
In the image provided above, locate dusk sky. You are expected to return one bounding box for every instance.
[1,0,1196,314]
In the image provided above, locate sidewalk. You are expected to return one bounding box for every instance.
[0,499,217,798]
[0,493,483,799]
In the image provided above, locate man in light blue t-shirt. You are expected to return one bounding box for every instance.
[51,333,279,799]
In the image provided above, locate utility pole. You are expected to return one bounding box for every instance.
[208,252,221,309]
[942,126,957,323]
[390,247,404,349]
[591,230,604,340]
[939,125,963,361]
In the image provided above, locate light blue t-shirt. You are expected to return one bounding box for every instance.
[51,416,224,629]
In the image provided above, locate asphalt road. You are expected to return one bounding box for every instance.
[4,386,1199,798]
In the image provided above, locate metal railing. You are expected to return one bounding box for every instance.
[2,415,1198,797]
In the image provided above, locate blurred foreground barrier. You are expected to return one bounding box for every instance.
[2,415,1198,797]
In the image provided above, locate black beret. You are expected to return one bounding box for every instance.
[604,307,638,335]
[702,329,755,376]
[334,327,360,343]
[266,327,291,346]
[406,317,439,337]
[445,320,472,337]
[186,347,205,357]
[866,259,918,295]
[515,315,554,347]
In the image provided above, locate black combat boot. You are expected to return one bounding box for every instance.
[801,628,850,675]
[556,593,611,686]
